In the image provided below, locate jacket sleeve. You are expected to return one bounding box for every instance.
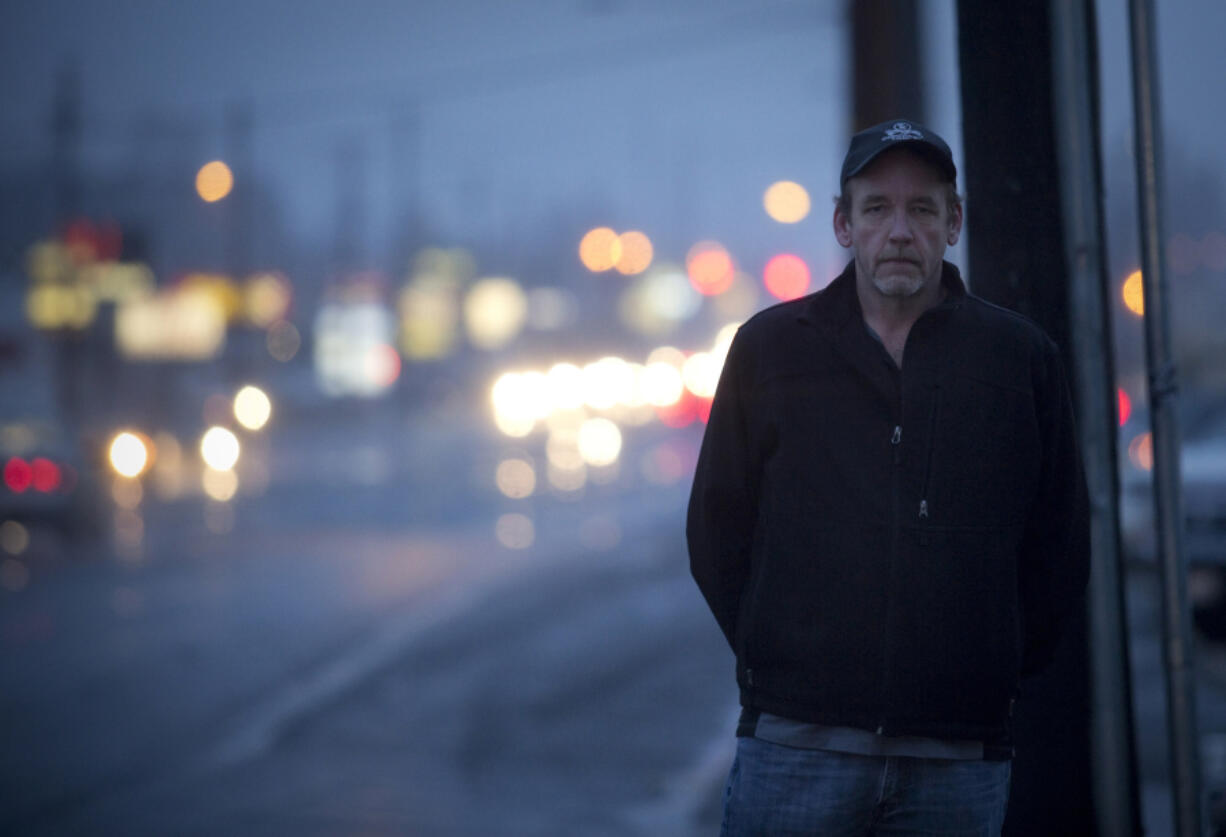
[1019,340,1091,676]
[687,331,761,650]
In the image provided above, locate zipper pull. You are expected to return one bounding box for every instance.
[919,499,929,519]
[891,426,902,445]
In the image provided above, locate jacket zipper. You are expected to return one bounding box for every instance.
[879,404,904,736]
[919,385,941,520]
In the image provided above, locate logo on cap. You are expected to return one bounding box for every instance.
[883,121,924,142]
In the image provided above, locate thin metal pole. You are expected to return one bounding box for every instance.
[1050,2,1141,832]
[1127,0,1203,834]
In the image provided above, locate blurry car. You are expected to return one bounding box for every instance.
[1121,395,1226,639]
[1,418,107,546]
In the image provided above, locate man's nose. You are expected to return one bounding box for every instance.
[888,209,913,241]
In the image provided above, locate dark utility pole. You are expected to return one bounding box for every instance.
[1051,1,1143,833]
[1128,0,1202,832]
[957,2,1130,833]
[850,0,924,129]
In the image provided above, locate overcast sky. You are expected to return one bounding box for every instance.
[1,0,1222,281]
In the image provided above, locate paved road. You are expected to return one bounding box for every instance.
[1,405,739,836]
[7,397,1226,835]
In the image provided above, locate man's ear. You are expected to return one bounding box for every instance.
[833,202,853,248]
[947,201,963,246]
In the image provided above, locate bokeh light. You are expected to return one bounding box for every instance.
[1129,431,1153,471]
[464,277,528,350]
[234,385,272,431]
[614,231,654,275]
[639,361,684,408]
[686,241,735,296]
[763,181,811,223]
[544,363,585,411]
[491,371,551,437]
[763,253,811,300]
[579,227,622,273]
[267,320,301,362]
[1,520,30,556]
[496,513,535,549]
[546,425,585,472]
[1118,388,1132,427]
[495,458,536,499]
[581,357,634,411]
[548,460,587,493]
[315,301,399,397]
[399,273,460,360]
[111,476,143,510]
[31,458,60,493]
[366,343,402,390]
[577,417,622,467]
[202,467,239,502]
[655,389,704,428]
[245,272,292,327]
[682,351,721,399]
[26,283,96,330]
[195,160,234,203]
[109,431,151,478]
[200,426,241,471]
[619,265,702,336]
[4,458,32,493]
[1122,270,1144,316]
[116,286,227,360]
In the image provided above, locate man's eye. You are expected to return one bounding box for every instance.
[864,205,884,214]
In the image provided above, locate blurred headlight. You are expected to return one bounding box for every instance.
[109,431,151,478]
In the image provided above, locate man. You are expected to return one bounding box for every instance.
[687,119,1089,835]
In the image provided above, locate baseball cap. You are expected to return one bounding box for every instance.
[840,119,957,186]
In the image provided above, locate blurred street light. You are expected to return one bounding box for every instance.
[1122,269,1145,316]
[233,385,272,431]
[614,231,654,275]
[686,241,735,296]
[109,431,151,478]
[763,180,811,223]
[195,160,234,202]
[763,253,811,300]
[464,277,528,350]
[200,426,241,471]
[579,227,622,273]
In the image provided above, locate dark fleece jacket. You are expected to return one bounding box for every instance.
[687,260,1089,750]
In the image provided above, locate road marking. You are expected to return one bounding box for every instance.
[201,559,520,769]
[202,485,691,772]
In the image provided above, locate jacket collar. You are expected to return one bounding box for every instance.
[793,260,967,400]
[797,259,968,333]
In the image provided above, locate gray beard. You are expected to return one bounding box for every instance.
[871,273,925,298]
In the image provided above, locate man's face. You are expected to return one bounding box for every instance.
[833,148,962,300]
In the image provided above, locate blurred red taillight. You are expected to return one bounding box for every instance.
[4,457,33,493]
[32,458,61,493]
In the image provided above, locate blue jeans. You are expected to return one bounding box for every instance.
[721,736,1011,836]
